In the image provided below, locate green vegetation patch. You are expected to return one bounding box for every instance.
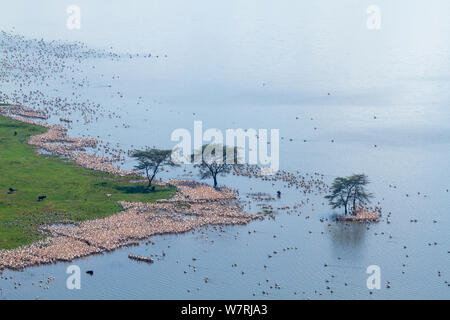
[0,115,176,249]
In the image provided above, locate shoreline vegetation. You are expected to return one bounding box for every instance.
[0,107,174,250]
[0,105,259,270]
[0,103,379,270]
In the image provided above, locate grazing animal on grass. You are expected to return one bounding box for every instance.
[14,131,17,136]
[38,195,47,201]
[8,188,16,194]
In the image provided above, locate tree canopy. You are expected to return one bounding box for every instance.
[192,144,241,189]
[325,174,373,215]
[130,148,177,189]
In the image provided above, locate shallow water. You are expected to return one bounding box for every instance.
[0,0,449,299]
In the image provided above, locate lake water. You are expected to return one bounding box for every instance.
[0,0,449,299]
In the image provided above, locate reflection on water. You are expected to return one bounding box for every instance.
[329,223,368,260]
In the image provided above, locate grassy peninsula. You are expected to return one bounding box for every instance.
[0,115,175,249]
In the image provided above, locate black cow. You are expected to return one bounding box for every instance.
[38,195,47,201]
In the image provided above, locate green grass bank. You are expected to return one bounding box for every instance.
[0,115,176,249]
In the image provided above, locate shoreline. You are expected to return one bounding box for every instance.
[0,105,262,270]
[336,208,380,222]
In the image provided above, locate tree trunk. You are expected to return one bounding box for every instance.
[148,172,158,189]
[213,175,218,189]
[145,168,152,189]
[147,177,152,188]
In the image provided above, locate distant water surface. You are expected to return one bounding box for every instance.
[0,0,449,299]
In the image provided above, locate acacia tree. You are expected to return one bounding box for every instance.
[349,174,373,213]
[130,148,176,189]
[325,174,373,215]
[192,144,241,189]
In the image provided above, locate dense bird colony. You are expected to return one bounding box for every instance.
[0,179,260,270]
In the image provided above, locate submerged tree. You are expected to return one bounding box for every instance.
[192,144,241,189]
[130,148,177,189]
[325,174,373,215]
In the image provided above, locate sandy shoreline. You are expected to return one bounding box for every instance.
[0,105,261,270]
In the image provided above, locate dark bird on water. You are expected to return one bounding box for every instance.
[86,270,94,276]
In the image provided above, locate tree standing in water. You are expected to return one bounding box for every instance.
[325,174,373,215]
